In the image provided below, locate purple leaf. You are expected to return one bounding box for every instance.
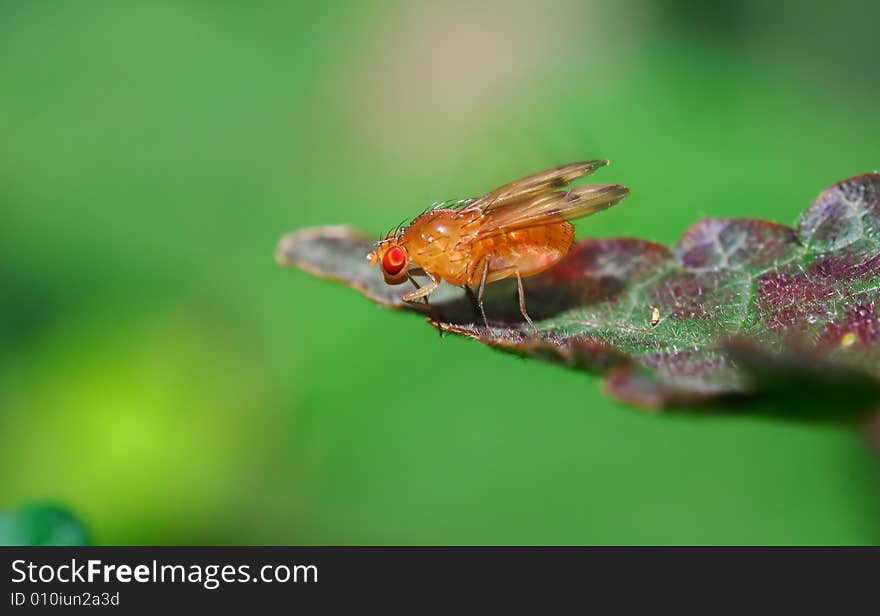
[277,173,880,418]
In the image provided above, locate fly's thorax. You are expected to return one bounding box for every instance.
[401,208,480,283]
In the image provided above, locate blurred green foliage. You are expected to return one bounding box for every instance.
[0,504,90,546]
[1,0,879,544]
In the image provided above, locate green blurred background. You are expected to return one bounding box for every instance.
[2,0,880,545]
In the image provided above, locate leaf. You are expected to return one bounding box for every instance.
[277,173,880,418]
[0,503,91,546]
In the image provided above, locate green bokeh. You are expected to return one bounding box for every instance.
[2,0,879,544]
[0,504,90,546]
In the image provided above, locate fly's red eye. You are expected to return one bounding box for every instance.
[382,246,407,275]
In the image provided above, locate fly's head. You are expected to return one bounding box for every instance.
[367,234,410,285]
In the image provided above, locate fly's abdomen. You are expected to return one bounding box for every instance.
[469,221,575,285]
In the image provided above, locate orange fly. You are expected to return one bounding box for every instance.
[367,160,629,330]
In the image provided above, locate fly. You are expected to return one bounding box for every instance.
[367,160,629,331]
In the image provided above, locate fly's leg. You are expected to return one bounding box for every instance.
[472,262,535,334]
[405,274,443,336]
[403,274,439,302]
[476,260,491,331]
[516,270,537,333]
[474,264,535,335]
[463,286,481,321]
[408,276,428,305]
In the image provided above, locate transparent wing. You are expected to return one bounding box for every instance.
[467,160,609,212]
[471,183,629,240]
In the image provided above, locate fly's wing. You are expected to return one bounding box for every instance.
[466,160,609,212]
[472,183,629,240]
